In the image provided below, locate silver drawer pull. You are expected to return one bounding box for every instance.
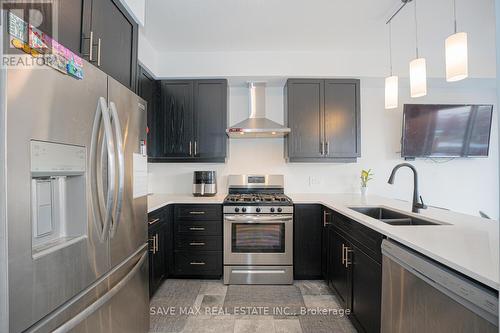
[148,218,160,225]
[189,227,205,231]
[189,242,206,246]
[189,211,206,215]
[190,262,206,265]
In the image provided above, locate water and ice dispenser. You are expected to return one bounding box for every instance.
[30,140,87,255]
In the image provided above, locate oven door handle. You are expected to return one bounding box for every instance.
[224,215,292,222]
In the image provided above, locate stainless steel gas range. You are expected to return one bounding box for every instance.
[223,175,293,285]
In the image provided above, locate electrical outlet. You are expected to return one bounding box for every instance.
[308,176,321,186]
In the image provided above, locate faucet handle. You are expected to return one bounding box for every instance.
[417,196,427,209]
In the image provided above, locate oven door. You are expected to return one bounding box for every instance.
[224,214,293,265]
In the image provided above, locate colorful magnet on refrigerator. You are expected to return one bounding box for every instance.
[8,12,27,42]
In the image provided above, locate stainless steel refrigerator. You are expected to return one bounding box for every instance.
[0,58,149,332]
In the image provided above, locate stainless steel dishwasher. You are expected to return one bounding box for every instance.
[381,239,498,333]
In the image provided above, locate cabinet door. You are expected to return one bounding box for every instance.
[286,80,324,160]
[158,81,194,158]
[89,0,138,90]
[3,0,84,55]
[58,0,85,54]
[324,79,360,158]
[351,245,382,333]
[294,205,322,279]
[321,208,333,279]
[137,67,159,157]
[193,80,227,161]
[330,230,352,309]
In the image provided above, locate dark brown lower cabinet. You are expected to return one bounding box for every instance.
[172,204,223,278]
[329,230,352,308]
[294,204,323,279]
[351,244,382,333]
[148,218,167,297]
[324,210,384,333]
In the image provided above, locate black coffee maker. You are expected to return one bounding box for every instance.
[192,171,217,197]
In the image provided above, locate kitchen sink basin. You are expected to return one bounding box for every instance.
[348,206,445,226]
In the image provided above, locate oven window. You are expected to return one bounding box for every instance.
[232,223,285,253]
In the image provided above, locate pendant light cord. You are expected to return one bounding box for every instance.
[414,0,419,58]
[453,0,457,33]
[389,22,393,75]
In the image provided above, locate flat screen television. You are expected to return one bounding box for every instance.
[402,104,493,158]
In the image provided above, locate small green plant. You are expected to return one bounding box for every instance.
[360,169,374,187]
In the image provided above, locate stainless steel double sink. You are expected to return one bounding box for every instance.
[348,206,447,226]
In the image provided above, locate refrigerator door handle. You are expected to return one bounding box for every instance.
[90,97,116,241]
[51,250,148,333]
[108,101,124,238]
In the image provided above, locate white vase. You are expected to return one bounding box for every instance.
[361,186,368,196]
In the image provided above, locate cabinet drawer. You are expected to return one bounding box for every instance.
[148,210,164,228]
[175,235,222,251]
[332,212,383,263]
[174,220,222,235]
[174,251,222,276]
[175,204,222,220]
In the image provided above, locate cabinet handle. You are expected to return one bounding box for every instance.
[189,242,206,246]
[97,38,102,67]
[320,141,324,155]
[323,210,331,227]
[189,141,192,156]
[149,237,156,254]
[189,211,206,215]
[341,244,346,265]
[325,141,330,156]
[81,31,94,61]
[189,227,205,231]
[190,262,206,265]
[344,246,352,268]
[148,218,160,225]
[194,140,198,156]
[155,234,159,252]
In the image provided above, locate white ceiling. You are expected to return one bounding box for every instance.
[143,0,401,53]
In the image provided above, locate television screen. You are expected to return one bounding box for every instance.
[402,104,493,158]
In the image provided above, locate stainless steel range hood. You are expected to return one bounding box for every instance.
[226,82,291,138]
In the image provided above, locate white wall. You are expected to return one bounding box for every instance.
[118,0,145,26]
[149,78,499,219]
[497,0,500,219]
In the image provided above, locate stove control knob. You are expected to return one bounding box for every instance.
[270,207,275,213]
[256,208,261,213]
[242,207,247,213]
[234,207,240,213]
[277,207,283,213]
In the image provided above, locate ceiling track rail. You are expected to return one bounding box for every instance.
[386,0,414,25]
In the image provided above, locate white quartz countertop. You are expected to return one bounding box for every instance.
[147,192,499,290]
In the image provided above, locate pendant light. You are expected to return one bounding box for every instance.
[409,0,427,98]
[445,0,468,82]
[385,22,398,109]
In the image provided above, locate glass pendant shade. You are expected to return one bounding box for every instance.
[384,75,398,109]
[445,32,468,82]
[409,58,427,98]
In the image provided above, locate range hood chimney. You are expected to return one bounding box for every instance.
[226,82,291,138]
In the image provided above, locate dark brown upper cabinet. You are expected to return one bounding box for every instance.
[82,0,138,91]
[149,79,228,163]
[285,79,361,162]
[137,65,159,157]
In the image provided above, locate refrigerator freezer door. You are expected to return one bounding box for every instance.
[6,64,110,332]
[107,76,148,268]
[26,246,149,333]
